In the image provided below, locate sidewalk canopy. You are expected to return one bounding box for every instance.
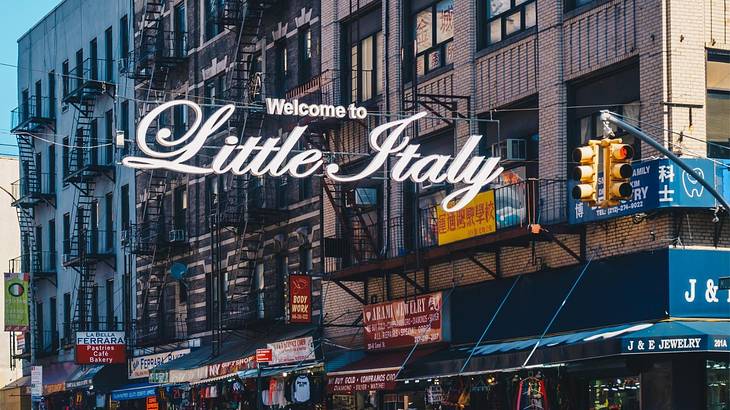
[150,325,317,384]
[42,362,78,395]
[65,364,127,391]
[397,320,730,381]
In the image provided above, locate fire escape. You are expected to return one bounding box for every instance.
[210,1,283,334]
[124,0,189,347]
[8,92,57,359]
[63,50,117,336]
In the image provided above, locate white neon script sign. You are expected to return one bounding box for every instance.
[121,100,504,212]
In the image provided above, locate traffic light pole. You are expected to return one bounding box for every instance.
[600,110,730,213]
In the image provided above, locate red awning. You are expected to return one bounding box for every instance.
[327,348,439,394]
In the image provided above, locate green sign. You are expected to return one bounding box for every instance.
[4,272,29,332]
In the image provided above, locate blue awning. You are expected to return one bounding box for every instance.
[398,320,730,380]
[110,383,158,401]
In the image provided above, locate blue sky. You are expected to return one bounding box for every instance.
[0,1,61,157]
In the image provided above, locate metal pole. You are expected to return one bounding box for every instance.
[600,110,729,212]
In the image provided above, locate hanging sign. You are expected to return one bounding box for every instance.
[256,348,273,363]
[267,336,316,365]
[4,272,29,332]
[129,349,191,379]
[289,275,312,323]
[436,190,497,245]
[76,331,127,364]
[31,366,42,402]
[363,291,447,350]
[122,99,504,212]
[327,369,399,393]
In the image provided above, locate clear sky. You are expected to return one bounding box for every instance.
[0,1,62,157]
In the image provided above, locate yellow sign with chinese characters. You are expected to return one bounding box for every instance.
[436,190,496,245]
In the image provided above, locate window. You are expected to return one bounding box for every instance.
[577,102,639,145]
[90,38,98,81]
[121,184,130,230]
[21,89,28,122]
[120,15,129,61]
[105,192,113,248]
[75,49,83,89]
[413,0,454,76]
[90,119,99,165]
[174,3,187,56]
[205,0,224,40]
[120,101,129,154]
[707,50,730,159]
[587,376,640,409]
[345,9,383,103]
[35,301,43,352]
[254,264,265,319]
[204,75,224,116]
[62,60,69,97]
[63,213,70,255]
[106,279,114,330]
[707,360,729,409]
[105,27,113,82]
[48,219,56,256]
[565,0,597,11]
[105,109,114,163]
[275,40,288,97]
[91,284,99,330]
[49,297,57,350]
[48,145,55,193]
[173,186,187,230]
[298,25,313,82]
[34,80,42,117]
[484,0,536,46]
[48,71,55,118]
[173,100,188,137]
[63,292,71,340]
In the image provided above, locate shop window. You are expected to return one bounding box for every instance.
[587,376,640,409]
[344,8,383,103]
[204,0,224,41]
[707,50,730,159]
[413,0,454,76]
[707,360,729,409]
[484,0,537,46]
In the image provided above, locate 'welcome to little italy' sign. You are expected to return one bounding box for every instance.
[122,99,505,212]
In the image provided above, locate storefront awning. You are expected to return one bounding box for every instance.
[326,348,441,394]
[65,364,127,391]
[2,375,30,389]
[398,320,730,381]
[42,362,78,395]
[110,383,158,401]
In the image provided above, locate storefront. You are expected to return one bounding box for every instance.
[63,364,128,409]
[1,375,31,410]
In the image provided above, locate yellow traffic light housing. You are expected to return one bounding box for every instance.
[605,142,634,205]
[571,143,600,204]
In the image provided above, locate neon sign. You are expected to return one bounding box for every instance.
[121,100,503,212]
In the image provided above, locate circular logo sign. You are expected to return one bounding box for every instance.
[8,282,25,297]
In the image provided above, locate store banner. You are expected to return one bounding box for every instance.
[289,275,312,323]
[4,272,29,332]
[207,354,256,378]
[622,335,730,353]
[30,366,42,402]
[436,190,496,245]
[129,349,191,379]
[267,336,316,365]
[668,248,730,318]
[327,369,398,394]
[363,291,448,350]
[76,331,126,364]
[569,158,727,224]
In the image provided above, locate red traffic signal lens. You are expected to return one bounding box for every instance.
[613,144,634,160]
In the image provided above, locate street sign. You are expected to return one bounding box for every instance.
[256,348,273,363]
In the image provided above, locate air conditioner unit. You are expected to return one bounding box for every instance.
[168,229,187,242]
[491,139,527,161]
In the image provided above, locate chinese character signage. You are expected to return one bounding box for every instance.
[4,272,29,332]
[129,349,191,379]
[569,158,726,224]
[267,336,316,365]
[76,331,126,364]
[363,291,448,350]
[668,248,730,318]
[289,275,312,323]
[436,190,496,245]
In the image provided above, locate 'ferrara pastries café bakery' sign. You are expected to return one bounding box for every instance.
[122,99,505,212]
[363,291,449,350]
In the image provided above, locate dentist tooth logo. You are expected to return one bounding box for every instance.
[682,168,704,198]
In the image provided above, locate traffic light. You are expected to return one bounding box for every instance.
[605,142,634,205]
[571,143,599,204]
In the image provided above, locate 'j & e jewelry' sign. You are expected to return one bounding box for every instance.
[122,99,504,212]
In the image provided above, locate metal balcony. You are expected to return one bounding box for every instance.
[63,58,115,104]
[137,31,188,70]
[10,173,55,207]
[62,229,116,267]
[8,251,56,282]
[324,178,570,280]
[133,312,188,347]
[10,96,55,133]
[65,139,116,183]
